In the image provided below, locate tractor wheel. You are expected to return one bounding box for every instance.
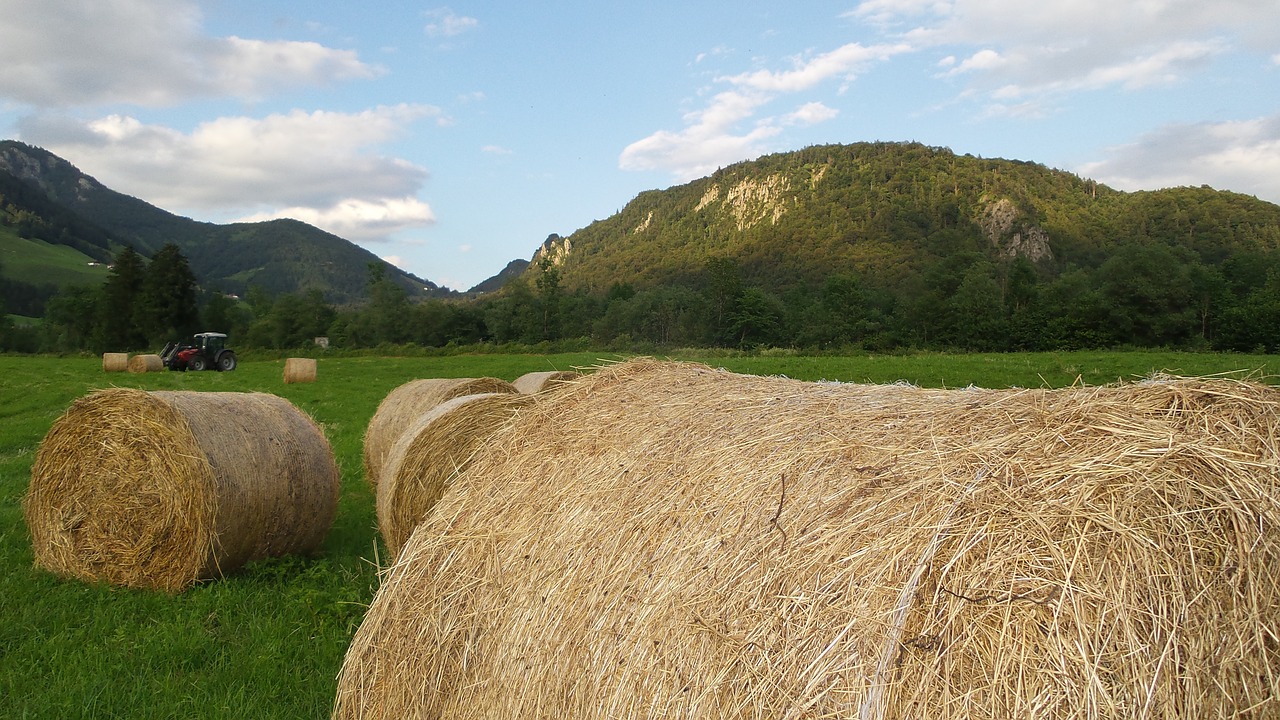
[217,352,237,372]
[188,355,208,372]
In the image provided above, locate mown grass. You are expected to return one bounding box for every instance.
[1,349,1276,718]
[0,230,111,288]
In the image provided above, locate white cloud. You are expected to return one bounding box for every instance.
[944,49,1004,76]
[382,255,406,268]
[482,145,514,155]
[0,0,378,108]
[18,104,441,241]
[622,42,906,180]
[424,8,478,38]
[855,0,1274,102]
[1079,115,1280,205]
[782,102,839,126]
[619,90,782,180]
[848,0,954,26]
[238,198,436,242]
[720,42,911,92]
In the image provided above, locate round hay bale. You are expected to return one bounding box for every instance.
[283,357,317,384]
[363,377,517,490]
[512,369,580,394]
[335,359,1280,719]
[127,353,163,373]
[102,352,129,373]
[24,389,340,592]
[377,392,535,559]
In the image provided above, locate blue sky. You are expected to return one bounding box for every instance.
[1,1,1278,292]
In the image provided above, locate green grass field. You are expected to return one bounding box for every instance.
[2,350,1277,718]
[0,229,112,288]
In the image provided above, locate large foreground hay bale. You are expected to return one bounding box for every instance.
[127,353,162,373]
[363,377,516,489]
[24,389,340,592]
[102,352,128,372]
[335,359,1280,719]
[376,392,534,559]
[512,369,580,394]
[283,357,317,384]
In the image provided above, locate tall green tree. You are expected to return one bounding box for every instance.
[948,264,1008,351]
[42,285,102,352]
[482,278,539,344]
[703,257,743,345]
[534,256,562,341]
[728,286,785,348]
[365,263,411,345]
[1096,244,1195,347]
[98,246,146,350]
[135,243,200,345]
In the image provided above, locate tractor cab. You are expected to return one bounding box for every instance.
[160,332,238,372]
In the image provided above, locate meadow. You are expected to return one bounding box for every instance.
[2,349,1277,718]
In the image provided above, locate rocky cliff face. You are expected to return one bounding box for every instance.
[697,173,798,231]
[980,197,1053,262]
[532,233,573,267]
[0,142,106,205]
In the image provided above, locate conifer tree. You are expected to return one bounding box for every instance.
[98,246,146,350]
[135,243,200,345]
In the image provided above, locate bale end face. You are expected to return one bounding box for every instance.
[24,388,340,592]
[102,353,129,372]
[512,370,580,394]
[363,377,518,490]
[377,392,535,559]
[24,389,214,591]
[284,358,317,384]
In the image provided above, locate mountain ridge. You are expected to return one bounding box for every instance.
[530,141,1280,296]
[0,140,452,304]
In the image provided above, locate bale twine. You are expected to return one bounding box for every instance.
[102,352,129,373]
[512,369,580,394]
[24,389,340,592]
[127,353,163,373]
[334,359,1280,719]
[283,357,317,384]
[376,392,535,559]
[363,377,517,490]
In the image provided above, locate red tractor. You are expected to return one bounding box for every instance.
[160,332,238,372]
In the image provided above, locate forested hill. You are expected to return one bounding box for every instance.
[537,141,1280,296]
[0,140,449,304]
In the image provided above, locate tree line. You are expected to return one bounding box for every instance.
[8,240,1280,355]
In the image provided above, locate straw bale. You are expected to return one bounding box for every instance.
[283,357,317,384]
[377,392,534,559]
[24,389,340,592]
[335,359,1280,719]
[102,352,129,372]
[512,369,580,394]
[363,377,516,490]
[127,353,163,373]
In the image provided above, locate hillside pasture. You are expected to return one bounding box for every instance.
[0,230,111,288]
[0,350,1277,717]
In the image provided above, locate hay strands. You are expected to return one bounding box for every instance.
[335,359,1280,719]
[24,389,341,592]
